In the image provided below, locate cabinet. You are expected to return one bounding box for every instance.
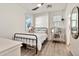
[0,38,22,56]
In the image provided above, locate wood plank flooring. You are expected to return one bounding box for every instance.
[21,41,72,56]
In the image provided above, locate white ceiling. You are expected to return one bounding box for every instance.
[17,3,67,14]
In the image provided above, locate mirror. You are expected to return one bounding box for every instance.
[71,7,79,39]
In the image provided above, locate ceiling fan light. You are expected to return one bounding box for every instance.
[37,4,42,7]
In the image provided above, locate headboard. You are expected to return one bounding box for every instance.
[34,27,48,33]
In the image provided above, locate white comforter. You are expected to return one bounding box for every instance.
[15,33,47,51]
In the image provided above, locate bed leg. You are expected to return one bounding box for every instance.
[36,39,38,54]
[25,39,27,49]
[36,47,38,54]
[26,44,27,49]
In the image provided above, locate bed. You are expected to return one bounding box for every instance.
[14,27,48,54]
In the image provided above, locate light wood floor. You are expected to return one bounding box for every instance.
[21,41,72,56]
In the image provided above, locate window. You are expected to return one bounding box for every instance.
[53,16,62,28]
[35,14,48,28]
[71,13,78,31]
[25,16,32,31]
[52,15,62,33]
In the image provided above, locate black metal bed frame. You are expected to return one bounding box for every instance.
[14,33,38,54]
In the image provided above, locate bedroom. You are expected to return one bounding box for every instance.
[0,3,79,56]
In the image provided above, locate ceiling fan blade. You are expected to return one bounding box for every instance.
[32,7,39,11]
[32,3,44,11]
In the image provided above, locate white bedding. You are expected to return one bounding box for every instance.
[15,33,47,51]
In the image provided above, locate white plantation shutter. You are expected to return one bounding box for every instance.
[35,14,48,28]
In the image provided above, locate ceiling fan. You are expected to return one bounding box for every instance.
[32,3,44,11]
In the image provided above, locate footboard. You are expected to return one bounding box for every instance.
[14,33,38,54]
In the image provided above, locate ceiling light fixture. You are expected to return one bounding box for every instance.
[37,4,42,7]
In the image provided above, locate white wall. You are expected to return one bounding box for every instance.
[65,3,79,55]
[0,4,26,39]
